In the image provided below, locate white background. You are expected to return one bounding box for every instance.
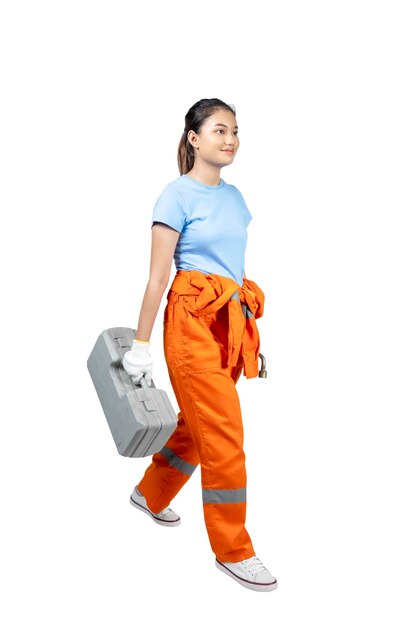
[1,1,416,624]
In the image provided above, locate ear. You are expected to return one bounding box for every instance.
[187,130,199,149]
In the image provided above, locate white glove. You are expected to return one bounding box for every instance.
[122,340,153,385]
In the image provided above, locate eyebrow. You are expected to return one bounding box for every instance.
[213,123,239,129]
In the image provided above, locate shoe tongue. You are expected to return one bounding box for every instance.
[245,557,266,575]
[160,507,172,516]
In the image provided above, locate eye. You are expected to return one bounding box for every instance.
[216,129,225,134]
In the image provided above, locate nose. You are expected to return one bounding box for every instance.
[225,133,237,147]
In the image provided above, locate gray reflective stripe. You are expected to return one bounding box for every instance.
[241,302,254,319]
[202,488,246,504]
[160,447,197,476]
[230,292,254,318]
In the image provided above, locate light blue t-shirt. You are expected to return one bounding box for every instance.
[151,174,252,286]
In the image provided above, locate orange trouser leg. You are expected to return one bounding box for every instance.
[138,291,255,563]
[138,408,199,514]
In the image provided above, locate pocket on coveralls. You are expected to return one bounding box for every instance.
[181,297,229,373]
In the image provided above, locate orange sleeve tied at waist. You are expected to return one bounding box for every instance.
[170,270,265,379]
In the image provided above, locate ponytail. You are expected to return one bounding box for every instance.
[177,130,195,175]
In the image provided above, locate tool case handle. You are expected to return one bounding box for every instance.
[134,374,156,389]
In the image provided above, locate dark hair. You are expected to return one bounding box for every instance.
[177,98,236,174]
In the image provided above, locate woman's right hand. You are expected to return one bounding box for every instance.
[122,340,153,385]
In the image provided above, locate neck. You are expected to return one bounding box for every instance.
[186,163,222,187]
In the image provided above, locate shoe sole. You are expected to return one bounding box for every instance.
[215,559,278,592]
[129,496,181,527]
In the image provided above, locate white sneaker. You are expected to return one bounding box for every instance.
[216,556,278,592]
[129,486,181,527]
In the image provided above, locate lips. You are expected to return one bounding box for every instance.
[222,150,234,153]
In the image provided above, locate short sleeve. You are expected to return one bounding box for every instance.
[151,184,187,233]
[244,202,253,226]
[235,187,252,226]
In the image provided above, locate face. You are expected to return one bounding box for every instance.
[188,109,240,168]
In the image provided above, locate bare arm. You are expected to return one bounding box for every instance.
[134,223,180,342]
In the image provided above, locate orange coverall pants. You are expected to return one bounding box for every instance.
[138,269,265,563]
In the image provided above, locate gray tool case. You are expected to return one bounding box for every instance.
[87,327,178,457]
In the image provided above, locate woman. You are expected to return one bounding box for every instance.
[122,98,277,592]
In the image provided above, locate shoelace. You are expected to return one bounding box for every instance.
[241,556,268,577]
[135,490,174,518]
